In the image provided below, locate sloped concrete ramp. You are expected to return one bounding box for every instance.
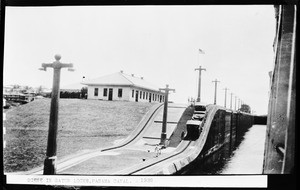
[26,103,188,175]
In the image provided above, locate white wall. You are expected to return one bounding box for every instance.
[87,86,130,101]
[87,85,165,102]
[129,87,165,103]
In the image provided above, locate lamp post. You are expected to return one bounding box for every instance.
[159,84,175,147]
[235,96,237,111]
[223,87,229,108]
[230,93,233,110]
[39,54,74,175]
[195,66,206,102]
[212,79,220,105]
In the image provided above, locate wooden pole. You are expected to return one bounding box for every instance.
[212,79,220,105]
[39,54,74,175]
[195,66,206,102]
[223,87,229,108]
[230,93,233,110]
[159,84,175,147]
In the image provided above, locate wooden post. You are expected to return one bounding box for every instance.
[235,96,237,111]
[223,87,229,108]
[230,92,234,110]
[195,66,206,102]
[159,84,175,147]
[212,79,220,105]
[39,54,74,175]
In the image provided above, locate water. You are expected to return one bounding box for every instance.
[220,125,266,174]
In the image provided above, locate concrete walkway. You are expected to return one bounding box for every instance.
[220,125,267,174]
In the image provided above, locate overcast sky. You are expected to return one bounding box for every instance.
[3,5,275,114]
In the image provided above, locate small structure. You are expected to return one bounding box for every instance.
[3,92,34,104]
[81,71,165,103]
[61,82,86,92]
[60,82,87,99]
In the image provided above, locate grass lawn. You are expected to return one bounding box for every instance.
[3,98,154,172]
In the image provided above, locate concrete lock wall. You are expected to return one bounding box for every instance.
[172,106,254,174]
[263,5,296,174]
[200,108,254,162]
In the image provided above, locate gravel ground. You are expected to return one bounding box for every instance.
[3,98,154,172]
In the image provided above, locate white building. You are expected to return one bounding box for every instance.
[81,71,165,103]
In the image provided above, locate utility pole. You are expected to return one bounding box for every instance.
[235,96,237,111]
[238,99,241,110]
[212,79,220,105]
[159,84,175,147]
[223,87,229,108]
[230,93,233,110]
[195,66,206,102]
[39,54,74,175]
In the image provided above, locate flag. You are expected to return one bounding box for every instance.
[199,48,205,54]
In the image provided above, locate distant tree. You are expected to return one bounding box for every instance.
[21,85,32,93]
[36,86,43,95]
[13,84,20,89]
[46,92,52,98]
[240,104,251,113]
[81,87,88,99]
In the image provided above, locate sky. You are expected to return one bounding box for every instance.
[3,5,276,114]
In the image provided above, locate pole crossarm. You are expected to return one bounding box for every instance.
[159,84,175,94]
[194,66,206,72]
[40,63,74,70]
[212,79,220,84]
[39,54,74,71]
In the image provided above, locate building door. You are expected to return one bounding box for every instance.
[149,93,152,102]
[108,88,113,101]
[135,90,139,102]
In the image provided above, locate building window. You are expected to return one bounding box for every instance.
[143,91,145,99]
[94,88,98,96]
[140,91,142,99]
[132,90,134,98]
[103,88,107,96]
[146,92,148,99]
[153,94,154,101]
[118,89,123,98]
